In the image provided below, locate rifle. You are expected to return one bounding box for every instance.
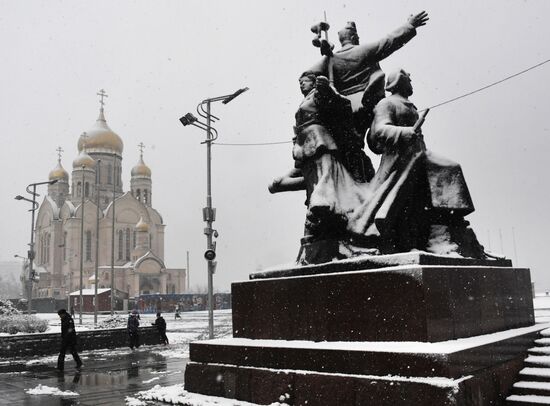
[412,108,430,134]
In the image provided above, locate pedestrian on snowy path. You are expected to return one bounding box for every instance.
[127,309,140,350]
[151,312,169,345]
[57,308,82,371]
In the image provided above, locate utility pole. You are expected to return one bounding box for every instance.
[179,86,248,339]
[186,250,190,292]
[94,160,101,325]
[79,165,85,325]
[512,227,519,266]
[110,153,116,314]
[16,181,58,314]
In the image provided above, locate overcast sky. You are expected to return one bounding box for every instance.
[1,0,549,292]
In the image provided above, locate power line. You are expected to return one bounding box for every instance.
[214,58,550,147]
[214,140,292,146]
[422,58,550,111]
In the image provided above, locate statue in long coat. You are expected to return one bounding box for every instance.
[352,69,485,257]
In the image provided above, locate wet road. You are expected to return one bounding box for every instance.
[0,346,187,405]
[0,310,233,405]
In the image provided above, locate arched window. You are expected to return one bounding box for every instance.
[76,182,82,197]
[118,230,124,260]
[149,233,153,247]
[136,189,141,200]
[63,232,67,261]
[85,182,90,197]
[85,230,92,261]
[125,228,131,261]
[45,233,51,264]
[107,163,112,184]
[133,231,137,249]
[39,234,44,263]
[144,190,148,204]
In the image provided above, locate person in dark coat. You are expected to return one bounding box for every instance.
[151,312,169,345]
[57,308,82,371]
[127,309,140,350]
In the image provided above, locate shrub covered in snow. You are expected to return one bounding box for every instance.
[0,314,48,334]
[0,298,21,315]
[96,313,127,329]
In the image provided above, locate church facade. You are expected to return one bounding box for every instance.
[34,95,186,300]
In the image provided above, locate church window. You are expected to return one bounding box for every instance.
[136,189,141,200]
[39,234,44,263]
[107,163,112,184]
[125,228,131,261]
[76,182,82,197]
[133,231,137,249]
[149,233,153,247]
[118,230,124,260]
[85,182,90,197]
[63,232,67,261]
[85,230,92,261]
[144,190,148,204]
[45,233,51,264]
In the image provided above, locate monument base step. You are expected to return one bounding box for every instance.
[185,325,547,405]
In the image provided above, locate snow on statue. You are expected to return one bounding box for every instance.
[269,12,488,264]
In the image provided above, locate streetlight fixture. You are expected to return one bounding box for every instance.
[15,179,58,314]
[179,86,248,339]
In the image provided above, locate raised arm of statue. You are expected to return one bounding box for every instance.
[360,23,417,63]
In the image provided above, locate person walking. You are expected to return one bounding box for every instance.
[151,312,169,345]
[127,309,140,350]
[57,308,82,371]
[174,304,181,320]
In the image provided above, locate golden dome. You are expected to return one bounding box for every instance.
[77,109,123,155]
[135,217,149,232]
[131,155,151,177]
[72,150,95,169]
[49,160,69,181]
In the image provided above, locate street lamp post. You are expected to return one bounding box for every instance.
[15,179,58,314]
[94,160,101,325]
[179,87,248,339]
[110,152,117,315]
[79,166,85,325]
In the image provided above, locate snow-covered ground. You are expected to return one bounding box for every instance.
[0,309,232,368]
[4,296,550,405]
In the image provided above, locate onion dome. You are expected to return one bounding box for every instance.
[77,108,123,155]
[72,150,95,169]
[131,154,151,178]
[135,217,149,232]
[49,159,69,181]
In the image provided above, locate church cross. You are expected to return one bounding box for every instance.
[97,89,108,107]
[138,142,146,157]
[56,146,64,161]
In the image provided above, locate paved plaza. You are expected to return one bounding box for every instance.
[0,310,232,405]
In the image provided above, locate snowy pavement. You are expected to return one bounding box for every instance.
[1,298,550,406]
[0,310,232,405]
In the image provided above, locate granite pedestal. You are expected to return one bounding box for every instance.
[184,253,537,405]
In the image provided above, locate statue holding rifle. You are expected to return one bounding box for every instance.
[358,68,485,258]
[270,12,486,263]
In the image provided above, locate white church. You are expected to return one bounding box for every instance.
[34,92,186,301]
